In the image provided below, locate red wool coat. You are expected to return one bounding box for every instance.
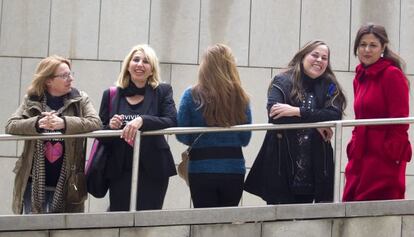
[343,58,412,201]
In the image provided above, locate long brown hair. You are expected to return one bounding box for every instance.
[284,40,346,111]
[192,44,250,126]
[354,23,406,71]
[27,55,71,97]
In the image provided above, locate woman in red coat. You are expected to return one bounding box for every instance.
[343,23,411,201]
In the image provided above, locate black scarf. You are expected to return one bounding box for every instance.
[121,82,146,97]
[45,91,65,110]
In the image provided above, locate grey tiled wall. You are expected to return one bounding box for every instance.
[0,0,413,214]
[99,0,151,60]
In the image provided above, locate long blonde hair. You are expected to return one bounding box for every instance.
[116,44,160,89]
[27,55,71,97]
[192,44,250,126]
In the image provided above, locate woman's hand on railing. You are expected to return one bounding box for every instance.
[38,111,65,131]
[269,103,300,119]
[121,116,143,145]
[109,114,124,130]
[317,127,333,142]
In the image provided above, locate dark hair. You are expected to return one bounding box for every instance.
[354,23,406,71]
[283,40,346,112]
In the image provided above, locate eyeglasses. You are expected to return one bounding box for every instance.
[53,72,74,80]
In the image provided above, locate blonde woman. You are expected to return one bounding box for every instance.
[98,44,177,211]
[6,55,101,214]
[176,44,252,208]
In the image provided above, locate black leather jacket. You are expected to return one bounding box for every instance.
[244,72,343,204]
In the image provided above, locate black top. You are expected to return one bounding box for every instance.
[244,72,343,204]
[113,96,145,170]
[44,92,65,187]
[98,83,178,180]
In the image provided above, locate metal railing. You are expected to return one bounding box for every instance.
[1,117,413,211]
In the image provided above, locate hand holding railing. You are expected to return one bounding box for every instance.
[1,117,414,211]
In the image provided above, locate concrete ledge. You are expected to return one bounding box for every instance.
[276,202,346,220]
[1,200,414,231]
[65,212,134,229]
[332,216,402,237]
[0,214,66,231]
[344,199,414,217]
[135,206,276,226]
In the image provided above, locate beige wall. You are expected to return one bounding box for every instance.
[0,0,413,214]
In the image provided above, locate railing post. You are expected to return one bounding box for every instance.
[129,131,141,211]
[334,122,343,202]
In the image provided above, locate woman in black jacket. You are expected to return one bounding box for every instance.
[99,44,177,211]
[244,40,346,204]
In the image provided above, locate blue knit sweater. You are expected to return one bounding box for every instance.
[176,88,252,174]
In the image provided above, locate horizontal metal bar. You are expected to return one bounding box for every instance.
[141,117,414,136]
[1,117,413,141]
[141,122,335,135]
[340,117,414,126]
[0,130,122,141]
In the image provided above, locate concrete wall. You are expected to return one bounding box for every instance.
[1,200,414,236]
[0,218,410,237]
[0,0,414,214]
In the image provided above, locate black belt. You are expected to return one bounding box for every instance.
[190,146,243,160]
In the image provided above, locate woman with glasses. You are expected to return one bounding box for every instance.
[98,44,177,211]
[343,24,411,201]
[5,55,102,214]
[244,40,346,204]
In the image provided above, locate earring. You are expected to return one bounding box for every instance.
[381,52,384,57]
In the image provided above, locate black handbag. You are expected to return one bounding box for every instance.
[85,87,116,198]
[67,169,88,204]
[85,139,109,198]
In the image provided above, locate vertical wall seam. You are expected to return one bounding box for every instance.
[398,0,402,53]
[16,56,23,156]
[247,0,252,66]
[47,0,52,56]
[0,0,4,47]
[18,57,22,104]
[348,0,353,72]
[260,221,263,237]
[96,0,102,59]
[148,0,152,44]
[196,0,202,64]
[269,67,273,80]
[298,0,302,48]
[169,64,172,84]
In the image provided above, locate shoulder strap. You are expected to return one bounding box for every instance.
[187,134,203,152]
[108,86,117,113]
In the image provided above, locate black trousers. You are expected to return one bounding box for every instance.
[189,173,244,208]
[108,169,169,211]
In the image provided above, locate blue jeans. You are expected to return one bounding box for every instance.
[23,182,55,214]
